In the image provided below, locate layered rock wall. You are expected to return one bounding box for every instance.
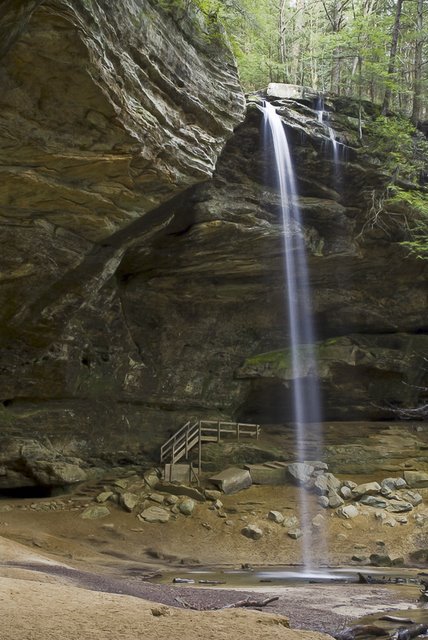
[0,0,245,486]
[0,3,426,489]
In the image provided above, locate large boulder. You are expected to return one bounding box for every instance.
[209,468,252,494]
[288,463,314,486]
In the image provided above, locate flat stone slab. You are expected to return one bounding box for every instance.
[244,464,288,485]
[386,500,413,513]
[352,482,381,497]
[157,481,205,502]
[81,505,110,520]
[404,471,428,488]
[209,468,252,494]
[359,495,387,508]
[267,83,318,100]
[139,506,170,523]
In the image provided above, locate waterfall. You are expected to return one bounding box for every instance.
[315,96,324,123]
[328,127,339,164]
[263,101,324,571]
[316,105,340,185]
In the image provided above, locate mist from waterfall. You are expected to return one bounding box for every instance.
[263,101,324,570]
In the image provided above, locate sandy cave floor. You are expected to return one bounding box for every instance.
[1,480,428,639]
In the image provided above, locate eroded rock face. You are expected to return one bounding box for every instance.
[0,0,244,347]
[0,0,244,486]
[117,100,427,425]
[0,15,426,488]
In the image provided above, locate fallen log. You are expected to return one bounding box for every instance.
[392,624,428,640]
[380,616,415,624]
[222,596,279,609]
[173,577,195,584]
[174,595,279,612]
[174,596,197,609]
[335,625,389,640]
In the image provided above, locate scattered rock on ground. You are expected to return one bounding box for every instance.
[139,506,170,523]
[352,482,381,497]
[328,491,344,508]
[312,514,325,528]
[400,490,423,506]
[288,528,303,539]
[120,492,139,512]
[242,524,263,540]
[178,498,196,516]
[268,510,284,524]
[338,504,359,519]
[340,486,353,500]
[143,470,160,489]
[385,500,413,513]
[149,493,165,504]
[282,515,299,529]
[359,495,388,508]
[204,489,222,501]
[381,477,407,494]
[342,480,357,489]
[314,472,341,495]
[96,491,113,503]
[375,511,397,526]
[81,505,111,520]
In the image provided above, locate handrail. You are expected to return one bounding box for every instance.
[160,420,191,454]
[160,419,260,465]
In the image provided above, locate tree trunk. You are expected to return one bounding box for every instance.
[382,0,404,114]
[411,0,424,124]
[279,0,287,68]
[290,0,305,84]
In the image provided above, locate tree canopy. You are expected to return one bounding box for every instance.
[188,0,427,124]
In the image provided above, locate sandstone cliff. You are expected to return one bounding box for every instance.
[0,0,245,487]
[0,4,426,490]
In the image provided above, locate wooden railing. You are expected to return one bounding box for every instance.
[160,419,260,472]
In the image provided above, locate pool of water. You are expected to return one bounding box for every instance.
[149,565,423,589]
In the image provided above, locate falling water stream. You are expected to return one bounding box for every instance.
[316,104,340,170]
[263,101,324,570]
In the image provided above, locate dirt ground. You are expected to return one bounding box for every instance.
[1,477,428,639]
[0,535,425,639]
[1,481,426,568]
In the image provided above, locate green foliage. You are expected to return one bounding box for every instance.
[364,115,428,183]
[389,188,428,259]
[360,115,428,259]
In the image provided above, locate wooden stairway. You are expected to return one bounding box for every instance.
[160,419,261,478]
